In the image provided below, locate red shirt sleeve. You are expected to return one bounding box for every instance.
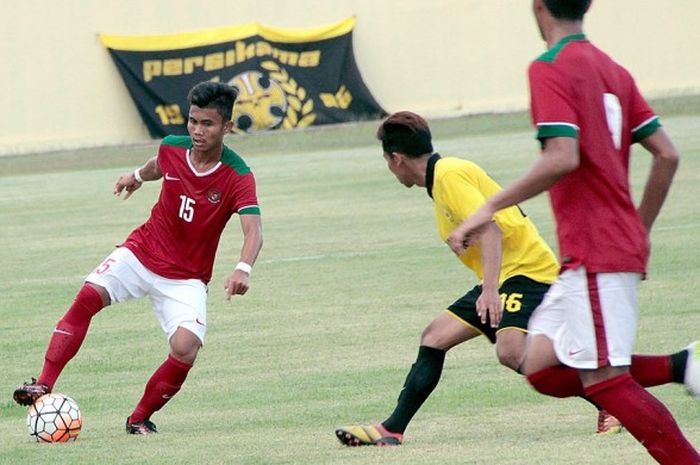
[233,172,260,215]
[531,62,576,124]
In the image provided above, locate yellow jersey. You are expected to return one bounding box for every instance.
[427,154,559,284]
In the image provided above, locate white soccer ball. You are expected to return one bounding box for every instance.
[26,393,82,442]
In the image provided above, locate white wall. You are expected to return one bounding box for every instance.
[2,1,698,154]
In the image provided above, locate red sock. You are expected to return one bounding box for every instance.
[630,354,673,387]
[38,285,104,390]
[527,354,675,398]
[527,365,583,398]
[129,355,192,423]
[585,374,699,465]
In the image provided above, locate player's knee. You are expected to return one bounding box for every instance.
[420,323,435,343]
[496,346,522,371]
[170,345,199,365]
[420,324,447,350]
[169,328,201,364]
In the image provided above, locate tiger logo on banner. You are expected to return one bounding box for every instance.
[100,17,385,137]
[228,61,315,133]
[229,69,289,133]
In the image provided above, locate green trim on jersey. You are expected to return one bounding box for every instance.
[221,145,251,175]
[536,124,579,140]
[238,206,261,215]
[160,136,251,175]
[632,116,661,143]
[536,33,587,63]
[161,135,193,148]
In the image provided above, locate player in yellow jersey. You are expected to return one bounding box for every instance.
[335,111,622,446]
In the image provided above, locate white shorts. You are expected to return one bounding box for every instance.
[85,247,208,343]
[528,267,640,369]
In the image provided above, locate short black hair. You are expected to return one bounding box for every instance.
[376,111,433,158]
[543,0,591,20]
[187,81,238,122]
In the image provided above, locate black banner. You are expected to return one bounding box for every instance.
[100,17,386,137]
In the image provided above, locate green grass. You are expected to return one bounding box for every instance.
[0,103,699,464]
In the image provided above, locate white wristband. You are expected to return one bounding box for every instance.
[133,168,144,183]
[234,262,252,275]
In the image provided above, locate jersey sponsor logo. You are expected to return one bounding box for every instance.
[195,317,207,327]
[207,189,222,204]
[165,173,181,181]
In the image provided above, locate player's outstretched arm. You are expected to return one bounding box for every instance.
[637,128,679,232]
[224,214,263,301]
[114,156,162,200]
[447,137,578,254]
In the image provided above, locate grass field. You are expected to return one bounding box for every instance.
[1,104,699,464]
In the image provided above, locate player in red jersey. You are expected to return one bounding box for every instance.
[447,1,699,463]
[13,81,263,435]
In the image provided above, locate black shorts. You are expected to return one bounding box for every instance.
[446,275,550,344]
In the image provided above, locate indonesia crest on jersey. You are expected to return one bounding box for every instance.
[122,136,260,283]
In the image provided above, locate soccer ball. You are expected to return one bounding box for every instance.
[26,393,82,442]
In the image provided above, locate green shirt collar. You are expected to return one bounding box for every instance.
[536,33,587,63]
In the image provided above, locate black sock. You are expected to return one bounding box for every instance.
[670,349,689,384]
[382,345,445,434]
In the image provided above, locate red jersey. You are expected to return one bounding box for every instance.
[122,136,260,283]
[528,34,660,273]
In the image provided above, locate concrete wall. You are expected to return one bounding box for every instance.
[2,1,698,154]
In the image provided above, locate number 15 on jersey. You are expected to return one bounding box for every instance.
[179,195,195,222]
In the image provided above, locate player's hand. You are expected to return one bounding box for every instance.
[476,287,503,328]
[224,270,250,301]
[447,207,495,255]
[114,172,142,200]
[446,229,468,256]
